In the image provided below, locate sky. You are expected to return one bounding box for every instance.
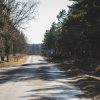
[23,0,73,44]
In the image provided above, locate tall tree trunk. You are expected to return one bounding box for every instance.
[1,56,4,61]
[6,55,9,62]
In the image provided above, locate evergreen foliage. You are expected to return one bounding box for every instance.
[43,0,100,63]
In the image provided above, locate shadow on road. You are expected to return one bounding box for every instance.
[0,63,99,100]
[21,62,49,66]
[0,64,69,83]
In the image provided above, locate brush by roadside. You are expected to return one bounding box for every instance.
[0,54,28,68]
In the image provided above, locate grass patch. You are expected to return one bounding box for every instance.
[0,55,28,68]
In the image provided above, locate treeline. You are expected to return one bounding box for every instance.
[43,0,100,63]
[0,0,38,61]
[28,44,42,55]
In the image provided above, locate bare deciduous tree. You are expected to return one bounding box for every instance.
[0,0,38,61]
[5,0,39,28]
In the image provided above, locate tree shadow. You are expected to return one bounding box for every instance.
[76,78,100,99]
[19,84,86,100]
[0,63,98,100]
[0,64,69,83]
[57,63,100,99]
[22,62,49,66]
[67,77,100,99]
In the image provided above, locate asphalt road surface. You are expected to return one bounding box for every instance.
[0,55,91,100]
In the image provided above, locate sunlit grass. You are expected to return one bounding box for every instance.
[0,55,28,67]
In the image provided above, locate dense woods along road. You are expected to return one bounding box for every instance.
[0,55,90,100]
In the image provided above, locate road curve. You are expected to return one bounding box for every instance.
[0,55,91,100]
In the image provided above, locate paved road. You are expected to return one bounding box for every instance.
[0,55,90,100]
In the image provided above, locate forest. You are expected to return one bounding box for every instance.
[0,0,100,99]
[43,0,100,71]
[0,0,38,62]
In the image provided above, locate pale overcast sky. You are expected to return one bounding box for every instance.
[23,0,73,44]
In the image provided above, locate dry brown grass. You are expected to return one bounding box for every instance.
[0,55,28,68]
